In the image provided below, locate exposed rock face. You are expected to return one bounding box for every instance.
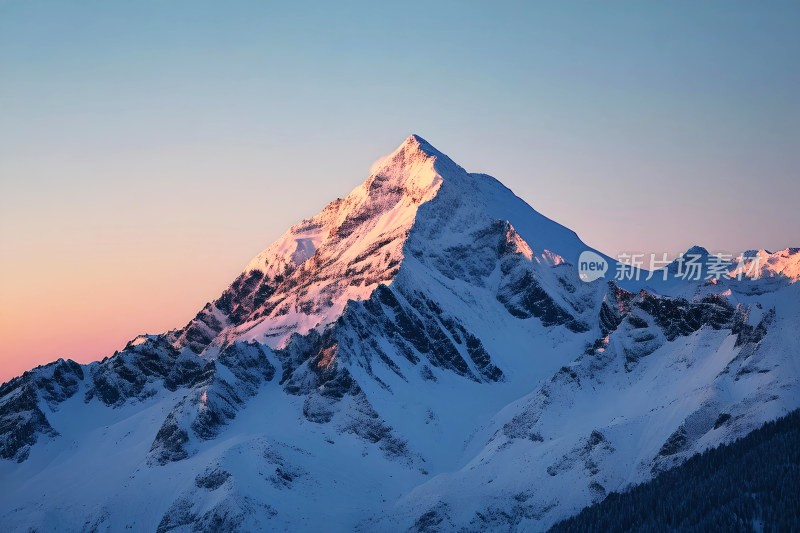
[0,358,83,461]
[148,341,277,465]
[86,336,187,406]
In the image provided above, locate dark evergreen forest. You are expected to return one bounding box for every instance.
[549,409,800,533]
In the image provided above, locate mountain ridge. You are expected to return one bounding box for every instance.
[1,135,798,532]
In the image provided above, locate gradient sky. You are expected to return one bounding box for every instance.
[1,1,799,382]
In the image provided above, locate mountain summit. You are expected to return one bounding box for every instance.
[1,136,798,532]
[170,134,593,356]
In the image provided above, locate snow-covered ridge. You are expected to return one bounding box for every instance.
[732,247,800,282]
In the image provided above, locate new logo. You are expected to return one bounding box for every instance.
[578,251,608,282]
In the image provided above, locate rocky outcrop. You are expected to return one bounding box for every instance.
[148,341,276,465]
[0,358,84,461]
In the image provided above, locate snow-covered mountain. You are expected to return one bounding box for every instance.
[1,135,798,532]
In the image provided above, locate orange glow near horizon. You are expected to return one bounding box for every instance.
[2,2,799,383]
[0,229,251,384]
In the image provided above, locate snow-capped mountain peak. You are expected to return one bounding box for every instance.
[242,134,443,276]
[214,135,456,350]
[1,135,798,533]
[172,135,592,356]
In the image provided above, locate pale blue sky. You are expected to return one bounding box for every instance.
[1,1,799,378]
